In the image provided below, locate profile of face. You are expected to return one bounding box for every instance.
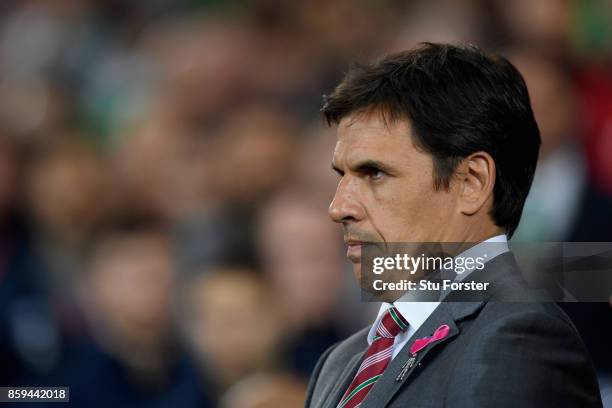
[328,112,467,281]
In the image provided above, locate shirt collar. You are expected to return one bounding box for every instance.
[367,301,440,345]
[453,234,509,280]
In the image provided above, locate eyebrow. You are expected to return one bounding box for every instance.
[332,159,396,175]
[354,159,393,172]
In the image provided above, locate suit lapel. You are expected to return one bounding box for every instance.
[360,301,485,408]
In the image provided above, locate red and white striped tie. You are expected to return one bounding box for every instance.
[337,306,408,408]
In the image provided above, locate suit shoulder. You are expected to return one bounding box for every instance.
[323,326,369,367]
[471,301,591,360]
[305,327,369,408]
[481,301,577,331]
[450,302,602,407]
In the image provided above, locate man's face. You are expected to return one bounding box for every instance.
[329,112,459,280]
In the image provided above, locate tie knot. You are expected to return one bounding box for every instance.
[376,306,409,338]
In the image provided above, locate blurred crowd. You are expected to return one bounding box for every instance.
[0,0,611,406]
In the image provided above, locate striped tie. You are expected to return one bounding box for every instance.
[337,306,408,408]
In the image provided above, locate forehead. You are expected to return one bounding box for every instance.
[333,112,419,163]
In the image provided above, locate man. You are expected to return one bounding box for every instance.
[305,43,602,407]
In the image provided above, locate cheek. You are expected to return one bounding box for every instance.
[367,181,421,239]
[373,179,451,241]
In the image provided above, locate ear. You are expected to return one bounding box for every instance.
[456,151,496,216]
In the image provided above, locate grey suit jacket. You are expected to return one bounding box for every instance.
[305,252,603,408]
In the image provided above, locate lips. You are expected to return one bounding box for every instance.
[346,240,364,261]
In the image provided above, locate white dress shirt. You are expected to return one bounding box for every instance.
[366,234,509,359]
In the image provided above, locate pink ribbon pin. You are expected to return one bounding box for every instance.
[409,324,451,355]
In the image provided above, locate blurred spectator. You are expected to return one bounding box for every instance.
[22,133,107,337]
[112,112,208,221]
[142,17,253,128]
[173,105,297,273]
[511,49,612,242]
[0,1,92,136]
[24,132,106,249]
[0,133,106,387]
[491,0,572,57]
[258,191,372,378]
[68,216,212,407]
[508,49,612,381]
[207,106,297,205]
[180,267,282,396]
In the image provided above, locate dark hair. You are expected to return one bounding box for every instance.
[322,42,540,237]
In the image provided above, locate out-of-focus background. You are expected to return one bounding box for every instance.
[0,0,611,406]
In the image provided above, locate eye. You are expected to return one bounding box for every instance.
[332,166,344,177]
[362,166,385,181]
[370,169,384,181]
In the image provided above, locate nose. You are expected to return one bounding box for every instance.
[328,178,364,224]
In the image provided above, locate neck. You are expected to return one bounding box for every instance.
[458,222,505,244]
